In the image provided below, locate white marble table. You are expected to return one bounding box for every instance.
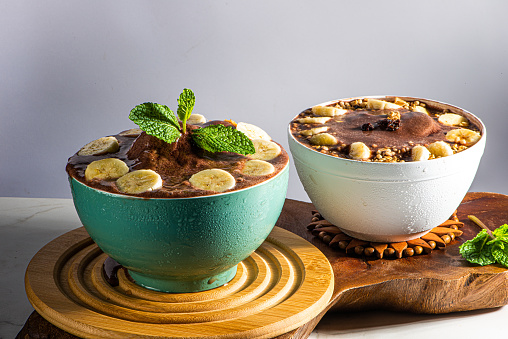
[1,197,506,338]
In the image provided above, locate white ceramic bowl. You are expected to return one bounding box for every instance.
[288,96,486,242]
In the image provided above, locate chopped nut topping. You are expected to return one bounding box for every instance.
[291,98,481,162]
[387,111,401,120]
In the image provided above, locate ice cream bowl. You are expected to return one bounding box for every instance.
[69,163,289,293]
[288,96,486,243]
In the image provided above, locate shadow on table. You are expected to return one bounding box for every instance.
[314,306,502,335]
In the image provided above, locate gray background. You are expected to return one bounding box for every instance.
[1,0,507,201]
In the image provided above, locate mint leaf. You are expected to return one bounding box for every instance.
[493,224,508,239]
[491,240,508,267]
[129,102,181,144]
[459,229,496,266]
[177,88,195,133]
[191,124,255,155]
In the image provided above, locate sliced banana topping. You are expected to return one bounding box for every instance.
[438,113,469,127]
[366,98,402,110]
[411,105,430,115]
[311,106,347,117]
[78,136,120,156]
[309,133,338,146]
[187,113,207,125]
[349,142,371,160]
[118,128,143,137]
[242,160,275,176]
[297,117,331,124]
[116,169,163,194]
[236,122,271,141]
[251,139,282,161]
[300,126,329,136]
[427,141,453,157]
[445,128,481,146]
[85,158,129,181]
[393,97,409,107]
[189,169,236,192]
[411,145,431,161]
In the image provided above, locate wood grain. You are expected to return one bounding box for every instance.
[24,227,334,339]
[277,192,508,314]
[18,192,508,338]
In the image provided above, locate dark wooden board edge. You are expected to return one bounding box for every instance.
[276,192,508,315]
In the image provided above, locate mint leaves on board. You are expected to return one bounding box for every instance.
[459,215,508,268]
[128,89,255,155]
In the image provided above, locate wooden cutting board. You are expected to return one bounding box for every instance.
[278,192,508,315]
[23,226,334,339]
[18,192,508,339]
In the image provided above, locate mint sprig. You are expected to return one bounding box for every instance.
[459,229,496,265]
[459,215,508,268]
[129,88,255,155]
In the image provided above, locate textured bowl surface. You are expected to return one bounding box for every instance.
[70,164,289,292]
[288,96,486,242]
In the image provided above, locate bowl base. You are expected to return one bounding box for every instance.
[339,228,431,243]
[128,265,238,293]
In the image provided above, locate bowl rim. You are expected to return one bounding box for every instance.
[70,160,289,201]
[288,95,486,166]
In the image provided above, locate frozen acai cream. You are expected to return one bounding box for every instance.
[289,97,482,162]
[66,90,289,198]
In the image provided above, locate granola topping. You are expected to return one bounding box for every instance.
[291,97,481,162]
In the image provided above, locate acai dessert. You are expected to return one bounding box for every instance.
[66,89,290,292]
[288,95,485,242]
[67,89,288,198]
[290,97,482,162]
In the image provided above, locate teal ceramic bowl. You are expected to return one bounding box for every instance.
[69,164,288,293]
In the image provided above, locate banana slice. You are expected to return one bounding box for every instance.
[187,114,207,125]
[411,105,430,115]
[236,122,271,141]
[251,139,282,161]
[85,158,129,181]
[189,169,236,192]
[445,128,481,146]
[309,133,338,146]
[116,169,163,194]
[300,126,329,136]
[394,97,409,107]
[427,141,453,157]
[438,113,469,127]
[366,99,402,110]
[311,106,347,117]
[411,145,431,161]
[349,142,371,160]
[242,160,275,176]
[297,117,331,124]
[118,128,143,137]
[78,136,119,156]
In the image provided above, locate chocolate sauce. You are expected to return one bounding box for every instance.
[66,122,289,198]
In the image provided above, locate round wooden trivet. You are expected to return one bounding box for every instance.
[308,211,464,258]
[24,226,333,339]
